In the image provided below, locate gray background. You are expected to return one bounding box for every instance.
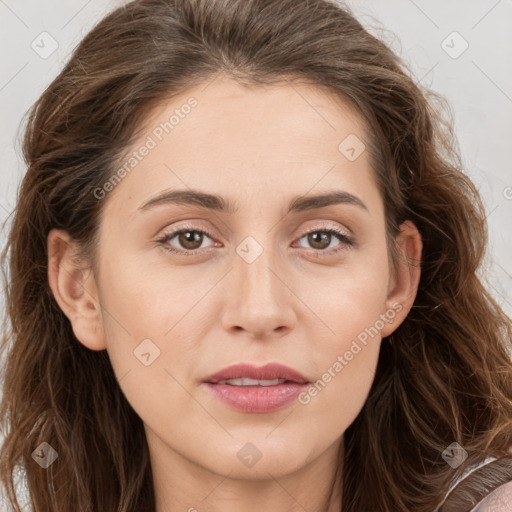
[1,0,511,508]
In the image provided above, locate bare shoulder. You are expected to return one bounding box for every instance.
[471,480,512,511]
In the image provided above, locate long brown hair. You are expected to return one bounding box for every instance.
[1,0,511,510]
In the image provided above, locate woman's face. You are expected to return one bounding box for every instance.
[49,75,421,496]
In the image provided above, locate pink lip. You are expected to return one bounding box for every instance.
[204,362,310,384]
[203,363,310,413]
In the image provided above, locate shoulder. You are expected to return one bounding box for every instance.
[470,479,512,511]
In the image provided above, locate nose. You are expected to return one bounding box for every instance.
[220,237,297,340]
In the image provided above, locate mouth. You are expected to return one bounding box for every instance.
[203,362,311,413]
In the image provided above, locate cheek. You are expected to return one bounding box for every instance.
[97,257,192,335]
[95,256,219,392]
[298,344,380,448]
[296,250,391,347]
[296,285,385,435]
[293,250,389,414]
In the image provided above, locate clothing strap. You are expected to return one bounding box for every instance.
[436,455,512,512]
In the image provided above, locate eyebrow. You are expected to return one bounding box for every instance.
[138,188,369,214]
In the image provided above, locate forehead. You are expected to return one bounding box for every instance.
[140,75,368,148]
[102,75,377,217]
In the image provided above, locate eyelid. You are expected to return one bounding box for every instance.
[299,220,352,238]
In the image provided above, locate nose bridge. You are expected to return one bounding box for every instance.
[222,230,295,337]
[234,232,283,301]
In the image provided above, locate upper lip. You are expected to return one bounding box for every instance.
[204,363,310,384]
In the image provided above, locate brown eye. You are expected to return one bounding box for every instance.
[296,228,354,253]
[307,231,333,250]
[157,225,217,254]
[175,230,204,250]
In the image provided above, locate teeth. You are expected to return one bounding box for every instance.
[217,378,286,386]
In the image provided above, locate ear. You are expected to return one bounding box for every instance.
[380,220,422,338]
[47,229,107,351]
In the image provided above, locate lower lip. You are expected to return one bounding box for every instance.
[204,382,308,413]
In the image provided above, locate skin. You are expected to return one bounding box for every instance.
[473,481,512,511]
[47,74,422,512]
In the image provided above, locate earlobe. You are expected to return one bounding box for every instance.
[380,220,423,338]
[47,229,107,351]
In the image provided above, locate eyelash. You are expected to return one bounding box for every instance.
[156,223,354,257]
